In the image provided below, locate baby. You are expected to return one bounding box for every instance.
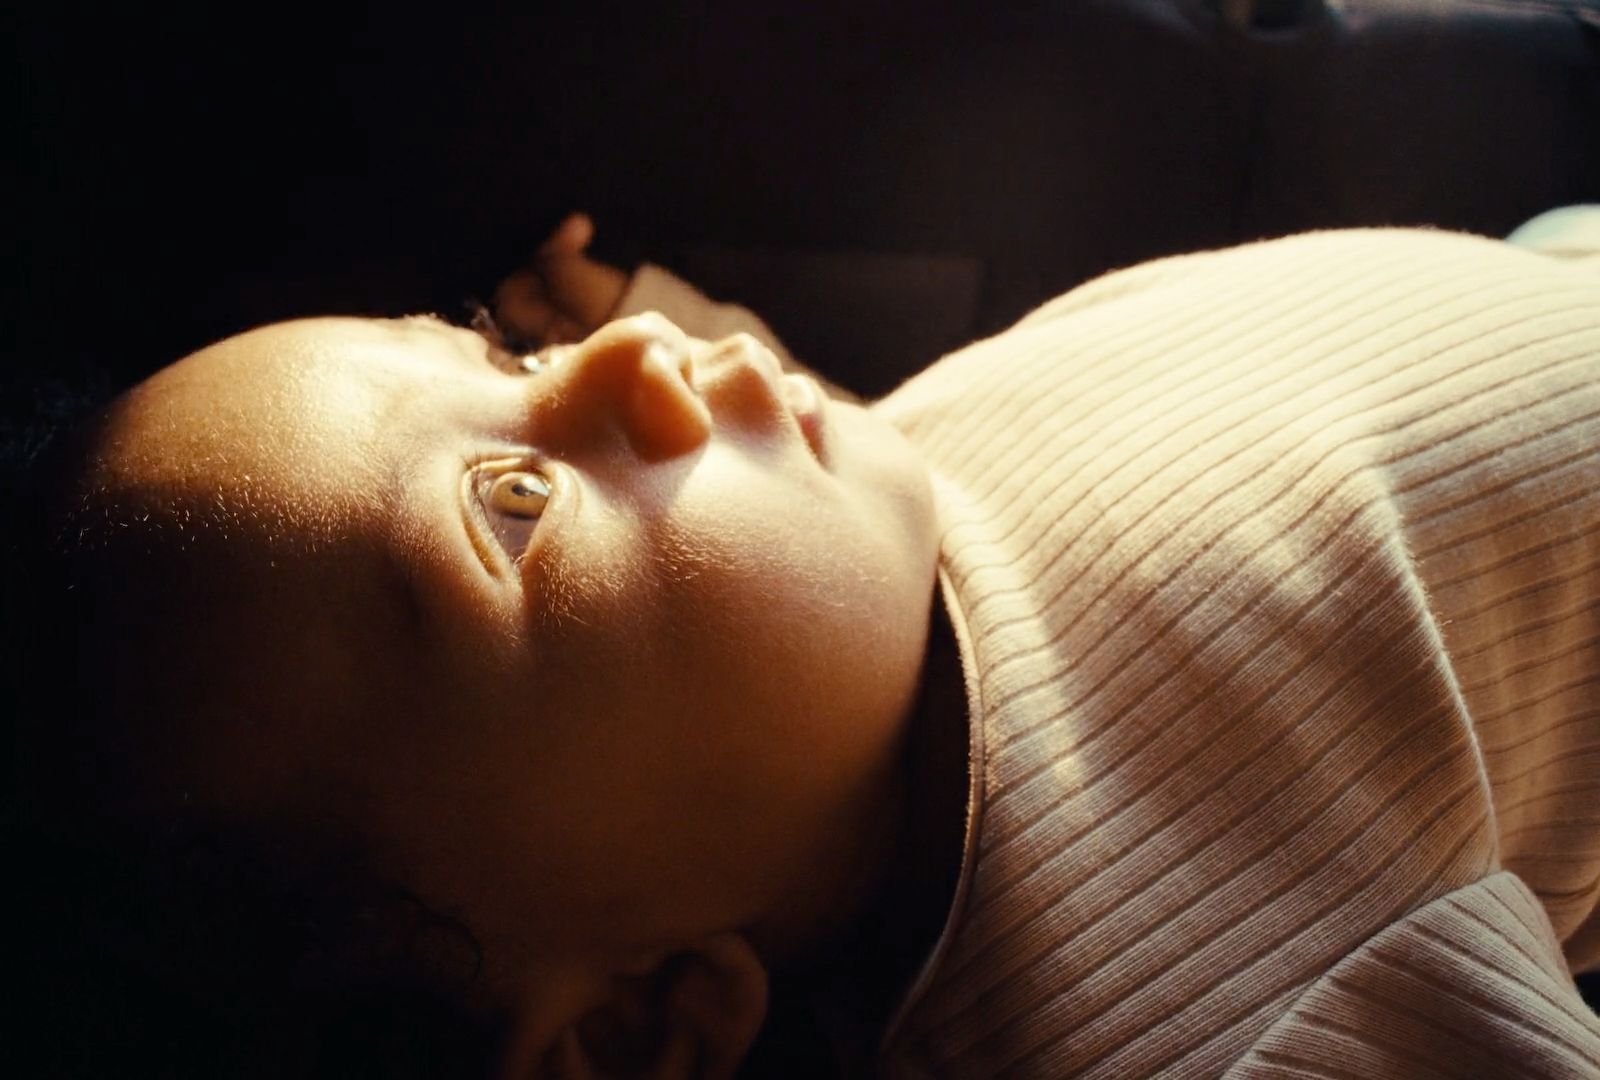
[16,215,1600,1078]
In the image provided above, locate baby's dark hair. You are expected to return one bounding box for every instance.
[15,817,505,1078]
[3,370,509,1078]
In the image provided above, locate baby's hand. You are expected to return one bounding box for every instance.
[492,212,629,348]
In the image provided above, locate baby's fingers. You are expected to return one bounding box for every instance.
[547,314,588,345]
[492,269,563,348]
[537,211,596,257]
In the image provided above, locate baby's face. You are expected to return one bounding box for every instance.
[93,313,938,981]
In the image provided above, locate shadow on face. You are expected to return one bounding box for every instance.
[45,312,940,966]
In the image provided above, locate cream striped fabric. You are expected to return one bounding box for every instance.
[870,230,1600,1078]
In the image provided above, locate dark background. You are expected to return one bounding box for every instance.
[12,2,1600,397]
[10,0,1600,1020]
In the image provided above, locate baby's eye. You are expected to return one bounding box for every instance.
[474,466,552,563]
[486,470,550,518]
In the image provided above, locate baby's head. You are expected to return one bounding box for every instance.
[26,313,939,1075]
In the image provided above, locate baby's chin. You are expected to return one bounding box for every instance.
[827,399,939,558]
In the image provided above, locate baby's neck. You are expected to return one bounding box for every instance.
[851,590,970,982]
[756,594,970,1066]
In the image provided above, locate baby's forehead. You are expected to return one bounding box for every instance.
[43,316,530,844]
[89,317,470,541]
[57,319,461,682]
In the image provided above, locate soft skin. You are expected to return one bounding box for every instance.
[78,312,940,1074]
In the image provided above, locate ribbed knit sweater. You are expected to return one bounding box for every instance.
[620,227,1599,1076]
[867,229,1600,1077]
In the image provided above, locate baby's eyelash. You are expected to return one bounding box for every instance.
[464,302,533,374]
[466,301,508,349]
[465,303,563,378]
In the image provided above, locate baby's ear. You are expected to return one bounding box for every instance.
[499,933,769,1079]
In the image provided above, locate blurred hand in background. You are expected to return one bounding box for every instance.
[492,212,628,349]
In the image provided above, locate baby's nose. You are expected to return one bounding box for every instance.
[535,313,711,461]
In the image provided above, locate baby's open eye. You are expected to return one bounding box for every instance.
[486,470,550,518]
[473,464,553,564]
